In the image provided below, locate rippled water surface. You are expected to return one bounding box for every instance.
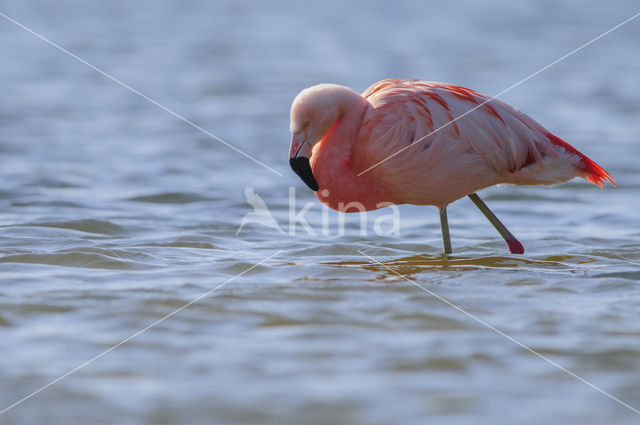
[1,1,640,424]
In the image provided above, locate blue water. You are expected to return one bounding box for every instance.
[1,1,640,424]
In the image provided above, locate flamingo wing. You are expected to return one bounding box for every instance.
[356,79,613,189]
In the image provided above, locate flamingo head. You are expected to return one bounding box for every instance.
[288,84,349,191]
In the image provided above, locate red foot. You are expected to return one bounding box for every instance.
[507,239,525,254]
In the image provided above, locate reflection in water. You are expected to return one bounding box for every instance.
[326,253,599,278]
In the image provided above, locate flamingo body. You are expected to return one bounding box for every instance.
[288,79,614,253]
[292,79,613,210]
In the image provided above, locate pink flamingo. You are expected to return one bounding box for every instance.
[288,79,615,254]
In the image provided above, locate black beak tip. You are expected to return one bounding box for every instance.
[290,157,319,191]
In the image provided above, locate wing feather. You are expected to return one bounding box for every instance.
[356,79,571,180]
[350,78,612,206]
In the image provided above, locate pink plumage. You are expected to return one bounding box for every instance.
[363,79,614,187]
[288,78,615,253]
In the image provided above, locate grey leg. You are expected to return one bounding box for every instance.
[467,193,524,254]
[439,207,452,254]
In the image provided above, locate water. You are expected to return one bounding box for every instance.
[1,1,639,424]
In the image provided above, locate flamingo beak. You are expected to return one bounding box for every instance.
[289,136,319,191]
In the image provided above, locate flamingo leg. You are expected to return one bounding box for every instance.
[467,193,525,254]
[439,207,452,254]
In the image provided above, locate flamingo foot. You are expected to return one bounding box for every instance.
[507,238,525,254]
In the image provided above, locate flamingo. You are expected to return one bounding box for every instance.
[288,79,615,254]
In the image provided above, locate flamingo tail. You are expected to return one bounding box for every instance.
[546,133,616,188]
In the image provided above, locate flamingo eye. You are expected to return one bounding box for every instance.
[303,119,310,129]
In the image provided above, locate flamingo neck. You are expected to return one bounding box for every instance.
[310,95,386,211]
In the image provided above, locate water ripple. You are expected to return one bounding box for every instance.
[0,248,154,269]
[22,219,126,235]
